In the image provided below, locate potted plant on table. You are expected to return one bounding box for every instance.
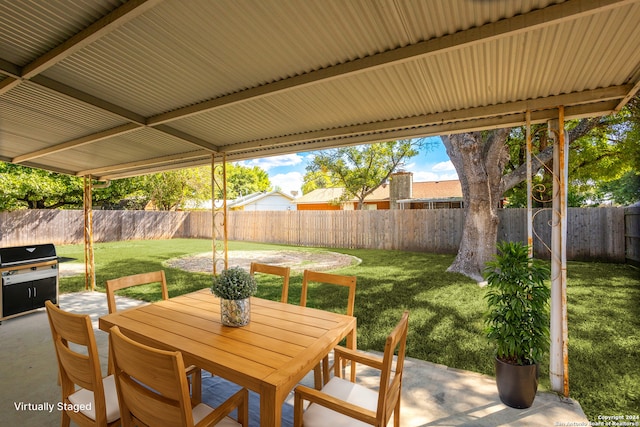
[484,241,551,409]
[211,266,257,327]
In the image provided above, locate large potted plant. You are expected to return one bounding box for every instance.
[484,241,550,409]
[211,266,257,327]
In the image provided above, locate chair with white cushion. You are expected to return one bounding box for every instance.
[301,269,357,388]
[45,300,120,427]
[294,311,409,427]
[109,325,248,427]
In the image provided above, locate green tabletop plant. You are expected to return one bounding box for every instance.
[211,266,257,327]
[211,266,257,301]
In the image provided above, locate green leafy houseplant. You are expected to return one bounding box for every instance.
[484,241,551,366]
[211,266,257,301]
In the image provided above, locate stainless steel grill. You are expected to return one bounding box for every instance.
[1,244,59,323]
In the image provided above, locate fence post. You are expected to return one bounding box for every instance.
[625,206,640,267]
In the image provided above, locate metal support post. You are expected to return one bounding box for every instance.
[212,154,228,274]
[83,176,96,291]
[548,107,569,397]
[526,111,533,259]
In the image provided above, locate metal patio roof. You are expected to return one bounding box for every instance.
[2,0,640,180]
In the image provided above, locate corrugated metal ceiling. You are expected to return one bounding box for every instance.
[1,0,639,179]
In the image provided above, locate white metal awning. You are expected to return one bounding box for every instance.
[2,0,640,180]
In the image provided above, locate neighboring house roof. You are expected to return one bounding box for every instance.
[411,180,463,200]
[295,181,462,204]
[295,187,390,205]
[294,188,346,204]
[228,190,294,209]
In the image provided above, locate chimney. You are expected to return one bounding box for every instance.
[389,171,413,210]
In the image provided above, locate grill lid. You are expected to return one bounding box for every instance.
[0,244,57,267]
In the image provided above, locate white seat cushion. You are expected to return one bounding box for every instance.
[303,377,379,427]
[67,374,120,423]
[192,403,241,426]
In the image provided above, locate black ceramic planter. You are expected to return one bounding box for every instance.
[495,357,539,409]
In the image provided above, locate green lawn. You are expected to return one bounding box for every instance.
[57,239,640,420]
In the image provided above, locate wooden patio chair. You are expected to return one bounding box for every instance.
[294,311,410,427]
[249,262,291,303]
[45,300,120,427]
[109,326,248,427]
[301,269,357,388]
[105,270,201,404]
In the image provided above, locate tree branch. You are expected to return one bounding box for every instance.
[501,117,609,193]
[501,145,554,193]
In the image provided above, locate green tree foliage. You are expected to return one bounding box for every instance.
[141,168,208,211]
[504,97,640,207]
[301,169,333,195]
[220,163,271,200]
[597,95,640,205]
[599,171,640,205]
[0,162,152,210]
[0,162,272,211]
[0,162,82,209]
[132,163,272,210]
[304,140,424,209]
[93,177,148,210]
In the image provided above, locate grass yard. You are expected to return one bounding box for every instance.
[57,239,640,421]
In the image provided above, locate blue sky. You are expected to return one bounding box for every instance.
[238,136,458,196]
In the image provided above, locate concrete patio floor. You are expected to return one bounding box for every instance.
[0,292,589,426]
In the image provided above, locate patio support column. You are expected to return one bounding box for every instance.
[548,107,569,397]
[526,111,533,258]
[211,154,228,275]
[83,175,96,291]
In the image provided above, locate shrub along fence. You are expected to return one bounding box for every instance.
[0,207,630,263]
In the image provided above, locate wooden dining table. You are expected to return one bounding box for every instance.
[98,288,356,427]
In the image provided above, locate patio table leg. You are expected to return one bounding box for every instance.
[260,385,281,427]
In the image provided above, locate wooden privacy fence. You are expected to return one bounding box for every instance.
[228,208,627,262]
[0,210,194,245]
[625,207,640,267]
[0,208,629,262]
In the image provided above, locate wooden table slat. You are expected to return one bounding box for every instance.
[99,313,275,382]
[118,307,294,368]
[139,303,309,356]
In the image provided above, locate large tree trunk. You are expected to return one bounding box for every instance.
[441,119,604,282]
[442,130,510,282]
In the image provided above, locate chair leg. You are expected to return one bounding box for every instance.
[61,410,71,427]
[394,396,401,427]
[190,369,202,405]
[293,392,304,427]
[322,355,330,386]
[313,364,323,390]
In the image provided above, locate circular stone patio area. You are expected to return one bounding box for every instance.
[165,250,360,274]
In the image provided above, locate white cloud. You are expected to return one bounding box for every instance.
[432,160,456,172]
[270,171,303,196]
[407,160,458,182]
[411,171,440,182]
[239,154,303,171]
[435,172,459,181]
